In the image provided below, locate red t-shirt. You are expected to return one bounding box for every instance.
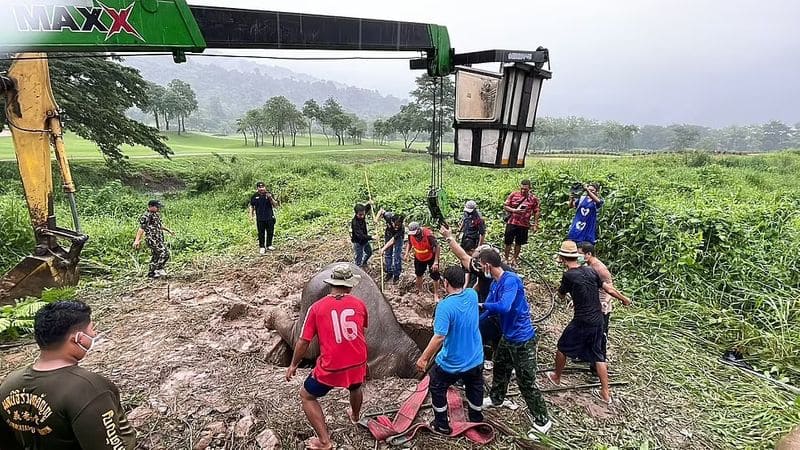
[505,191,540,227]
[300,294,369,387]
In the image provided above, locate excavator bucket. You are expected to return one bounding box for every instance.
[0,53,87,305]
[0,250,83,305]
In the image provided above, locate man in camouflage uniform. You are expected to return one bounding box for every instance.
[133,199,174,278]
[478,248,552,437]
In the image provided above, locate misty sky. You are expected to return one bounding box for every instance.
[186,0,800,127]
[4,1,799,126]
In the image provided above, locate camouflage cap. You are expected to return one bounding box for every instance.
[323,264,361,288]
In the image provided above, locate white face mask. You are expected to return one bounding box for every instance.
[75,331,102,354]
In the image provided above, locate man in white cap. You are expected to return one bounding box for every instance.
[404,221,441,301]
[459,200,486,253]
[285,264,369,450]
[547,241,617,405]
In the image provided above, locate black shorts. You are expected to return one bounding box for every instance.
[413,258,441,280]
[504,224,529,246]
[556,319,606,363]
[461,236,479,252]
[303,375,362,398]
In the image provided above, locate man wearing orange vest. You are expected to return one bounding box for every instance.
[404,221,441,301]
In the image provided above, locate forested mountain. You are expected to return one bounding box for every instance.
[125,57,404,134]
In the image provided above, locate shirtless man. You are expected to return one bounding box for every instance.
[577,242,631,376]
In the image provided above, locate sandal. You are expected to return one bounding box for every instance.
[591,388,612,405]
[545,371,561,386]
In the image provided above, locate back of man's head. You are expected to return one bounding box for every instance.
[442,266,466,289]
[578,242,596,256]
[479,248,503,268]
[34,301,92,350]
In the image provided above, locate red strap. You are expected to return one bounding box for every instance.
[365,375,494,445]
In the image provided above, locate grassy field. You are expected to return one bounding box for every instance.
[0,131,438,160]
[0,137,798,448]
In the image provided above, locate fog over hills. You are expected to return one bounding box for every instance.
[125,56,406,133]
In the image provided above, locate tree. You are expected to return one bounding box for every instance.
[239,108,263,146]
[601,121,639,152]
[263,96,296,147]
[761,120,793,151]
[372,119,393,145]
[346,115,367,144]
[634,125,674,150]
[321,98,352,145]
[388,103,425,149]
[160,88,181,133]
[235,117,248,146]
[669,124,704,150]
[140,82,167,131]
[302,99,321,147]
[166,79,198,134]
[409,75,455,149]
[287,109,306,147]
[531,117,557,152]
[0,55,169,160]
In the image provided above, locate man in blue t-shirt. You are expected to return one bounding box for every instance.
[415,266,484,434]
[478,248,552,437]
[567,182,603,245]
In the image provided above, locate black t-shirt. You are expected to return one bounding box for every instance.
[351,216,371,244]
[383,213,404,242]
[558,266,604,325]
[467,257,514,302]
[250,193,275,221]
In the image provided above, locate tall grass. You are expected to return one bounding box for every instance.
[0,152,797,381]
[1,150,798,447]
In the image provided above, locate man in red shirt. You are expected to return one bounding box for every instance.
[503,179,540,267]
[285,264,369,450]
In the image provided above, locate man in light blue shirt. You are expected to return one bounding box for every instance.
[416,266,484,434]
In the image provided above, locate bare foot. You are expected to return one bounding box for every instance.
[545,371,561,386]
[592,388,612,405]
[305,437,333,450]
[347,408,358,425]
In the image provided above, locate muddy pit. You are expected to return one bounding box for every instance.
[0,239,627,449]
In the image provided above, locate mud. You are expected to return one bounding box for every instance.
[0,238,628,449]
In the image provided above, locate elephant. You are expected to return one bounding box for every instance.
[267,263,422,379]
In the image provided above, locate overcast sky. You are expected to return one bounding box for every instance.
[192,0,800,127]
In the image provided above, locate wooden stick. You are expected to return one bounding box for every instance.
[364,170,383,292]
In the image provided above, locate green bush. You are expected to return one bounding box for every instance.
[0,287,76,340]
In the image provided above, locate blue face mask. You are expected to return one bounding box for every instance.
[577,255,586,266]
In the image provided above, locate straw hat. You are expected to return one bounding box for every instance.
[557,240,580,258]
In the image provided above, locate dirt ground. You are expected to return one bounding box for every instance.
[0,238,700,449]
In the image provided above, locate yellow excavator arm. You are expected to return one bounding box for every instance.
[0,53,87,304]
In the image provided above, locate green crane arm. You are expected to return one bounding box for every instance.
[0,0,456,76]
[1,1,549,75]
